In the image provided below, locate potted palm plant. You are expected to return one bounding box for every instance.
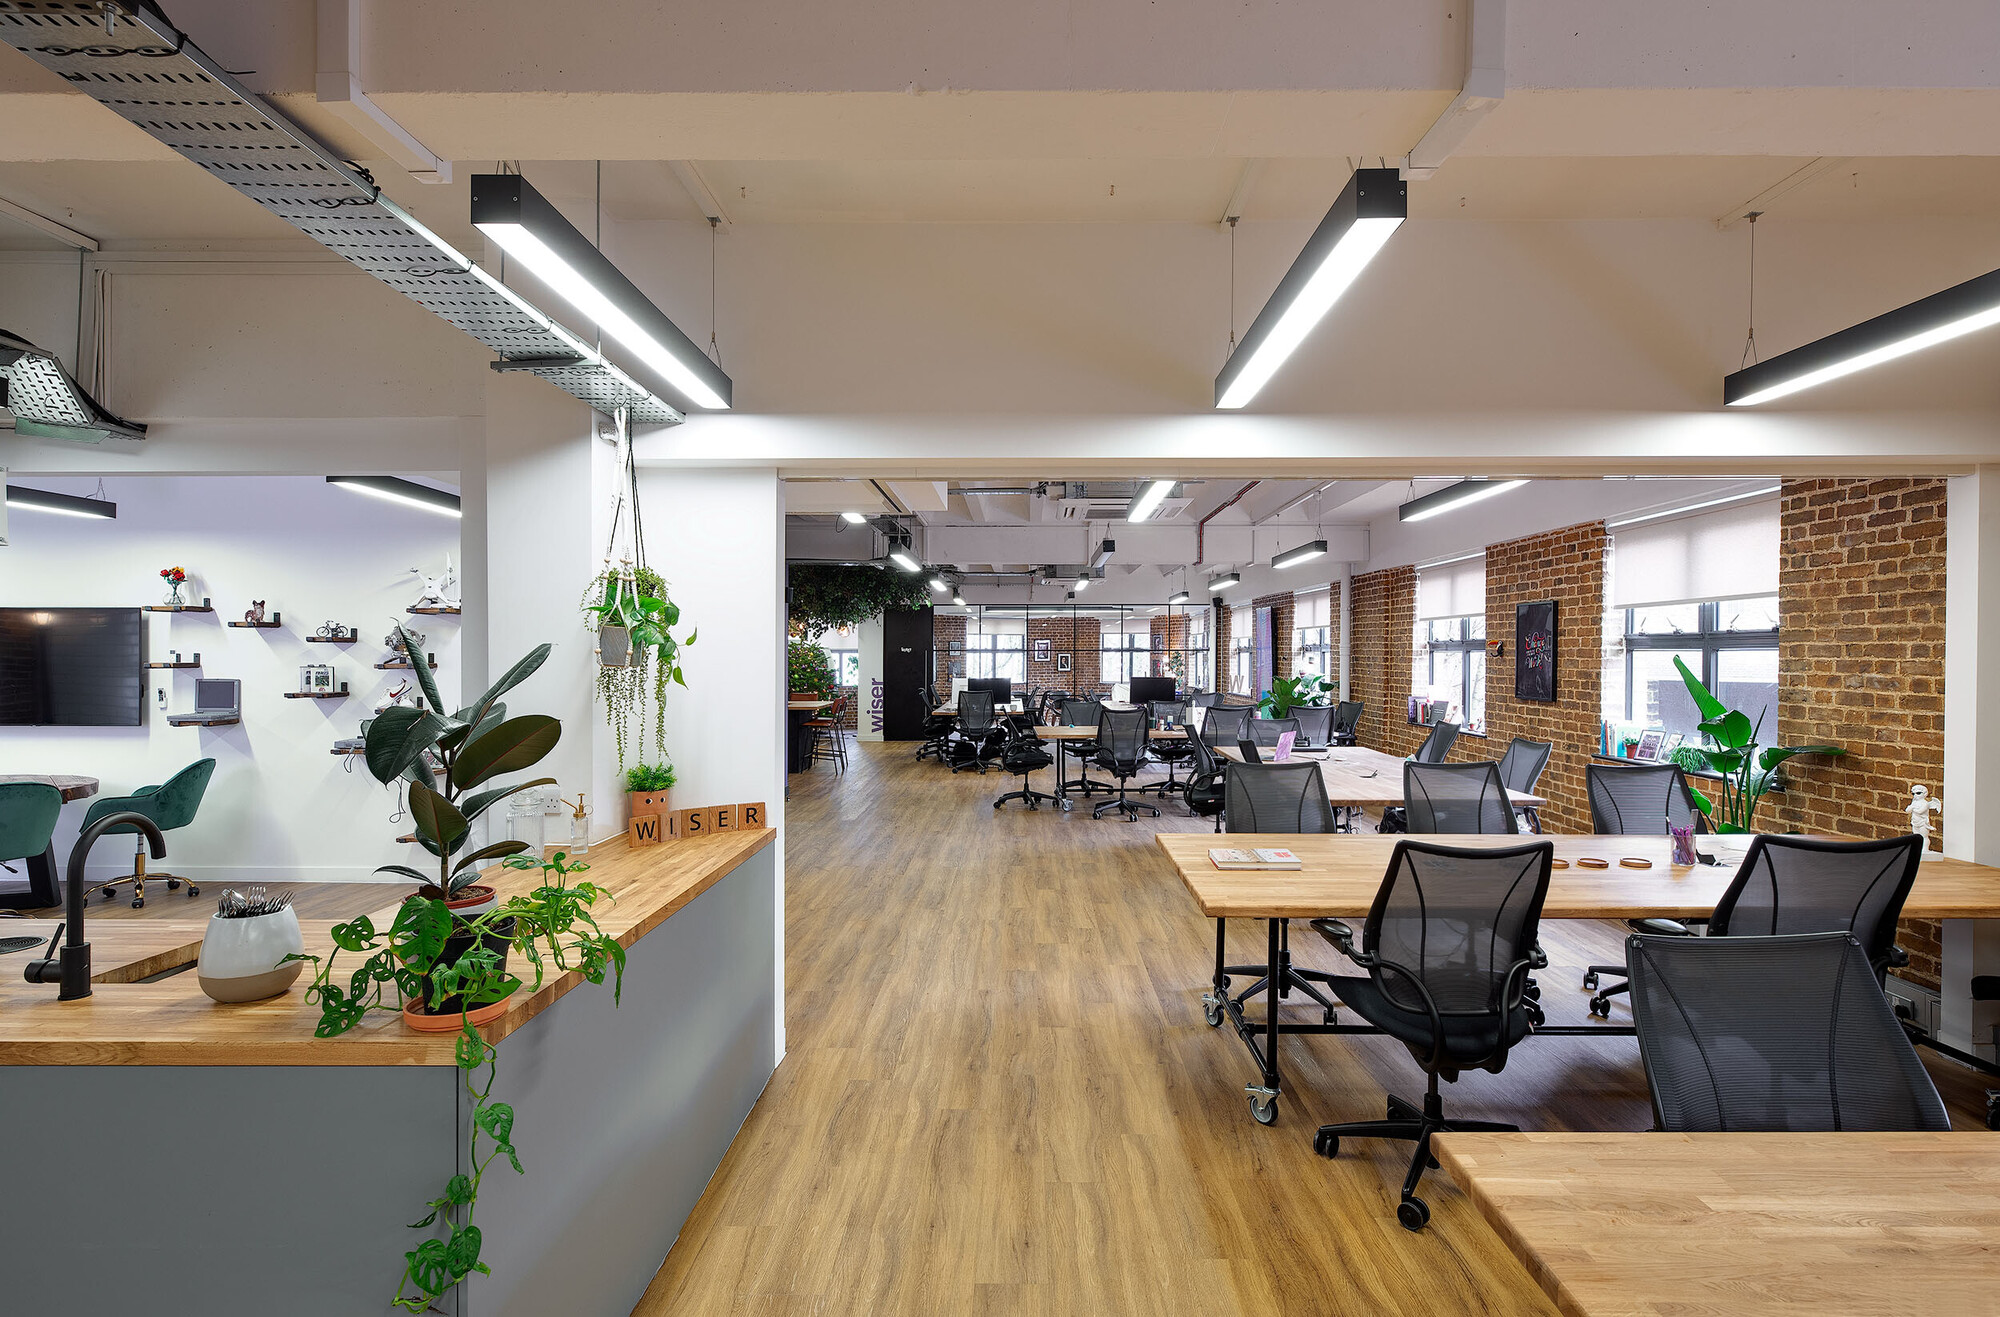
[1672,655,1843,838]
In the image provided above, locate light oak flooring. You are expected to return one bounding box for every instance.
[635,741,1994,1315]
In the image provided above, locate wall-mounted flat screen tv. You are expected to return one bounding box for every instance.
[0,607,145,726]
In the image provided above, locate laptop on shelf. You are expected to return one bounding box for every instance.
[181,678,241,724]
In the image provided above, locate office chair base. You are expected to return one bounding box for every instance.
[1093,797,1160,820]
[1313,1084,1518,1232]
[88,852,200,910]
[994,788,1059,811]
[1583,963,1632,1016]
[1059,776,1114,796]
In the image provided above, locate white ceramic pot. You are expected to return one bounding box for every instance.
[197,907,306,1003]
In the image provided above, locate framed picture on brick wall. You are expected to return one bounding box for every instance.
[1515,599,1558,702]
[1034,639,1051,663]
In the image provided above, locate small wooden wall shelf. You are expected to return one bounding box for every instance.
[305,633,357,644]
[331,746,364,756]
[284,687,349,700]
[407,604,461,615]
[167,714,238,727]
[229,613,283,629]
[143,600,212,613]
[376,656,439,670]
[145,656,201,670]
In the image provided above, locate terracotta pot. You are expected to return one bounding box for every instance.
[404,989,517,1032]
[628,789,671,819]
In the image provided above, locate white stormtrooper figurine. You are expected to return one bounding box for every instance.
[1907,785,1943,859]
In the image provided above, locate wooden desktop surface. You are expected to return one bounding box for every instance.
[1212,744,1547,809]
[0,774,100,803]
[1432,1130,2000,1317]
[1156,833,2000,920]
[787,700,832,712]
[0,828,775,1066]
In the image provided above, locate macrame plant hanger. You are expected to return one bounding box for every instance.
[597,406,645,660]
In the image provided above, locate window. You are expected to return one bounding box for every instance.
[1295,625,1331,678]
[1619,596,1777,742]
[821,626,861,688]
[966,630,1024,683]
[1099,631,1150,684]
[1422,615,1486,734]
[1229,604,1253,694]
[1294,588,1333,680]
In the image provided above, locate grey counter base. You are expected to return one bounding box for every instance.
[0,845,778,1317]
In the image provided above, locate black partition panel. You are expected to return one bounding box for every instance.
[881,607,934,740]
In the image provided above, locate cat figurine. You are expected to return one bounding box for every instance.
[243,600,266,624]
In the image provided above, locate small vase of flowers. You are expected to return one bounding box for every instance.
[159,565,188,606]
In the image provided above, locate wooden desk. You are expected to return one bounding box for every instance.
[0,773,100,803]
[1432,1131,2000,1317]
[1213,745,1546,810]
[0,774,100,908]
[0,918,212,983]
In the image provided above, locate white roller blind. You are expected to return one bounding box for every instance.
[1417,556,1485,620]
[1613,498,1778,608]
[1230,604,1251,640]
[1294,587,1331,630]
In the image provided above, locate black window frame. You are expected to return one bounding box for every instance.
[1422,614,1485,734]
[1622,599,1779,723]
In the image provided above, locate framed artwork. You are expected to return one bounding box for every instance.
[1514,600,1558,702]
[1033,639,1052,663]
[1636,728,1667,761]
[1056,653,1072,673]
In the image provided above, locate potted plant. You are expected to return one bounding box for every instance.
[788,638,837,702]
[1256,673,1336,719]
[291,840,624,1308]
[363,625,561,916]
[626,760,676,819]
[1672,656,1843,837]
[582,562,694,769]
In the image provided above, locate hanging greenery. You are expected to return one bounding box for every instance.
[788,564,932,640]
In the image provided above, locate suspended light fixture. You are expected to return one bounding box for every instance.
[471,174,733,412]
[1724,267,2000,406]
[1073,574,1091,593]
[1272,539,1328,570]
[889,550,923,573]
[1091,538,1116,569]
[5,483,117,520]
[952,593,967,606]
[325,476,462,518]
[1126,480,1176,522]
[1214,168,1406,410]
[1208,571,1241,593]
[840,511,867,524]
[929,577,950,592]
[1398,479,1526,523]
[1167,589,1191,605]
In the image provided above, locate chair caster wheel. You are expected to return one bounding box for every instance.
[132,897,145,909]
[1202,997,1224,1028]
[1589,996,1612,1017]
[165,878,181,891]
[1313,1131,1339,1159]
[1397,1197,1431,1232]
[186,885,200,897]
[1249,1093,1278,1126]
[99,887,116,902]
[1583,971,1600,990]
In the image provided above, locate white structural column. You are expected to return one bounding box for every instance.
[1338,565,1353,698]
[478,372,606,827]
[1942,467,2000,1062]
[638,465,788,1055]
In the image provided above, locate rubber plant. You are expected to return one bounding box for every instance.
[1257,673,1337,719]
[1672,655,1843,832]
[290,849,624,1311]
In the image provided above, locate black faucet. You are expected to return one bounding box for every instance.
[25,811,166,1001]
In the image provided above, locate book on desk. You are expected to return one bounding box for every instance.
[1210,847,1302,871]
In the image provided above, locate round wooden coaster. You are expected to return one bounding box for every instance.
[1549,858,1570,869]
[1576,857,1610,869]
[1619,856,1653,869]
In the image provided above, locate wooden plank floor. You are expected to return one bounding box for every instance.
[635,742,1996,1315]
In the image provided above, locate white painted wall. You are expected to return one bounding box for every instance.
[0,475,460,888]
[1942,467,2000,1061]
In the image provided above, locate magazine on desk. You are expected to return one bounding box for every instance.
[1209,847,1303,870]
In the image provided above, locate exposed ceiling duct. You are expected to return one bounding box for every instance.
[0,1,681,424]
[0,328,146,443]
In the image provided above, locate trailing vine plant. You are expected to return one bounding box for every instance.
[787,563,932,641]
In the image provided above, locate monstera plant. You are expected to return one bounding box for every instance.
[1257,673,1337,719]
[364,625,560,898]
[1673,655,1842,833]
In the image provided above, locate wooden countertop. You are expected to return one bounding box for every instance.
[0,828,775,1067]
[1157,833,2000,920]
[1432,1130,2000,1316]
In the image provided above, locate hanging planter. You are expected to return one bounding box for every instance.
[597,622,633,668]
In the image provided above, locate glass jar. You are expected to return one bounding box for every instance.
[506,798,544,858]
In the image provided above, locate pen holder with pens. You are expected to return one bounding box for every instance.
[1670,824,1697,867]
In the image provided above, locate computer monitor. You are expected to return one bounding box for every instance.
[967,677,1012,703]
[1128,676,1177,705]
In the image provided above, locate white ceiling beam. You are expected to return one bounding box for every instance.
[1401,0,1506,181]
[0,196,97,251]
[665,161,733,228]
[315,0,453,183]
[1220,159,1263,227]
[1714,157,1853,229]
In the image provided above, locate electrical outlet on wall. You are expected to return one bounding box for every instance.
[157,688,166,707]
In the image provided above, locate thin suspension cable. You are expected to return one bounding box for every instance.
[1740,211,1762,369]
[594,160,603,355]
[708,216,722,367]
[1227,215,1239,355]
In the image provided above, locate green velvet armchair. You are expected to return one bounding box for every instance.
[0,781,64,909]
[82,758,215,908]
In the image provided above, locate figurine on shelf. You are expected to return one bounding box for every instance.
[1907,785,1943,856]
[243,600,267,625]
[384,624,428,652]
[409,554,460,610]
[159,565,188,606]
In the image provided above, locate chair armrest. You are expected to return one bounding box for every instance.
[1972,974,2000,1002]
[132,784,162,797]
[1631,918,1694,937]
[1886,945,1910,970]
[1309,918,1362,965]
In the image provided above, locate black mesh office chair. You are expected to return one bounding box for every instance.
[949,690,1001,774]
[1036,688,1072,726]
[992,719,1059,811]
[1711,834,1924,974]
[1092,707,1158,820]
[916,683,954,762]
[1627,931,1949,1132]
[1247,716,1301,749]
[1412,720,1459,763]
[1403,762,1519,835]
[1146,700,1194,796]
[1496,737,1552,833]
[1309,840,1555,1230]
[1292,706,1335,748]
[1181,727,1227,832]
[1189,692,1223,710]
[1202,704,1252,745]
[1330,701,1363,747]
[1203,762,1343,1056]
[1060,697,1112,797]
[1582,762,1708,1012]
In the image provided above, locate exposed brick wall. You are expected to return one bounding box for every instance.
[1481,524,1609,836]
[931,613,967,685]
[1027,615,1106,698]
[1255,591,1297,686]
[1150,611,1192,690]
[1350,565,1423,757]
[1776,478,1948,989]
[1213,600,1232,694]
